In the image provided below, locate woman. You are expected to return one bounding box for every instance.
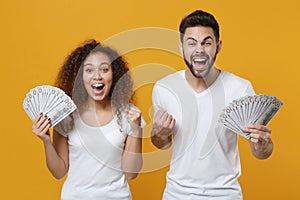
[32,39,143,199]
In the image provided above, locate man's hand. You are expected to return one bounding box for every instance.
[151,110,175,149]
[243,124,273,159]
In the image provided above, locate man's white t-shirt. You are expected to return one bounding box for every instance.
[152,70,255,200]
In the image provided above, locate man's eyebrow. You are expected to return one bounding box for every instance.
[185,36,214,42]
[202,36,213,41]
[186,37,197,42]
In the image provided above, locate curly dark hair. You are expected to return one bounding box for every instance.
[55,39,133,130]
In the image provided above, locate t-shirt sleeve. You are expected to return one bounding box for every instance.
[140,117,146,128]
[152,83,165,114]
[243,81,256,96]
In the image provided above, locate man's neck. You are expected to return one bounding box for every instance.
[185,67,220,93]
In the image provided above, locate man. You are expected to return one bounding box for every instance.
[151,10,273,199]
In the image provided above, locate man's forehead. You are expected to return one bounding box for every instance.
[183,26,215,40]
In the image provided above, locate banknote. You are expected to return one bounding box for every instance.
[23,85,77,128]
[219,94,283,139]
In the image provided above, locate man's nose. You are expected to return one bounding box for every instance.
[195,43,205,53]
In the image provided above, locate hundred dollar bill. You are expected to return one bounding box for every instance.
[23,85,77,128]
[219,94,283,139]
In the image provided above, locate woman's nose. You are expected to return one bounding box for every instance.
[93,69,103,79]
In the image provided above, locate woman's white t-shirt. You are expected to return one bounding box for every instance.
[55,111,139,200]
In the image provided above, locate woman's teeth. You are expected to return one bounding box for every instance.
[92,83,104,90]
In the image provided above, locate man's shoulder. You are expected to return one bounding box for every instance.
[221,70,251,85]
[156,70,185,85]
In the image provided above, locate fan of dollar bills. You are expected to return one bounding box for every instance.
[219,94,283,139]
[23,85,77,128]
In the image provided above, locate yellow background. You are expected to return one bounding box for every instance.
[1,0,299,199]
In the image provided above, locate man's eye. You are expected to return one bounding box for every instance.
[202,41,212,46]
[188,43,196,46]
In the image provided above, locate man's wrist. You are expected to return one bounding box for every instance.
[153,132,171,140]
[151,130,172,149]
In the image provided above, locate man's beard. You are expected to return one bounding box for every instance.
[183,50,217,78]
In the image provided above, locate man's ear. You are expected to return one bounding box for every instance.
[179,42,183,55]
[216,40,222,54]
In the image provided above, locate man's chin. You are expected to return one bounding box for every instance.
[191,65,208,77]
[187,68,204,78]
[193,72,205,78]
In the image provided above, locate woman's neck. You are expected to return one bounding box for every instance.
[79,97,114,127]
[84,97,112,112]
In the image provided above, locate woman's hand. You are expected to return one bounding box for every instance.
[126,105,142,134]
[32,113,51,143]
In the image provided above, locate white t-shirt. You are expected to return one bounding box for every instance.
[55,109,144,200]
[152,70,255,200]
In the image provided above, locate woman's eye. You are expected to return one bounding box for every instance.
[85,68,93,73]
[100,68,109,73]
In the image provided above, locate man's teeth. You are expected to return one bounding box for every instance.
[194,58,206,62]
